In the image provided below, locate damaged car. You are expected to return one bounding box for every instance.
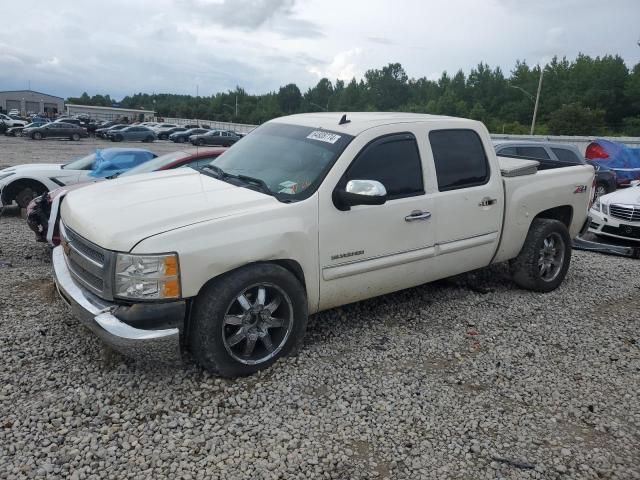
[27,148,227,245]
[589,180,640,242]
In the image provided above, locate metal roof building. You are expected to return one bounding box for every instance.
[0,90,64,116]
[65,104,156,122]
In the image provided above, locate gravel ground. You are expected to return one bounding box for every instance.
[0,134,187,169]
[0,211,639,479]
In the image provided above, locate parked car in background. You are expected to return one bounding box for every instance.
[169,128,209,143]
[152,123,178,135]
[52,113,594,376]
[5,121,50,137]
[585,139,640,187]
[109,126,156,142]
[589,181,640,242]
[54,118,83,127]
[27,148,227,245]
[28,122,88,141]
[0,148,156,208]
[189,129,241,146]
[0,113,27,127]
[157,126,187,140]
[494,141,616,198]
[96,124,128,138]
[8,108,20,116]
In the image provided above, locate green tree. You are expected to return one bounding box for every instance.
[547,103,606,135]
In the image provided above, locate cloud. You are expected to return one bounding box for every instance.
[183,0,323,37]
[308,48,363,80]
[367,36,394,45]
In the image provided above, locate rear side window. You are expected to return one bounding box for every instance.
[551,147,582,164]
[497,146,517,156]
[429,129,489,191]
[345,134,423,199]
[516,146,550,160]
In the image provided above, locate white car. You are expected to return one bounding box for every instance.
[589,181,640,242]
[52,112,594,377]
[0,113,27,127]
[8,109,20,116]
[0,148,157,208]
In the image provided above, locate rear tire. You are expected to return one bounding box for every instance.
[177,137,185,143]
[197,139,205,146]
[188,263,308,377]
[32,132,42,140]
[594,183,608,200]
[509,218,571,292]
[144,136,154,143]
[71,133,80,141]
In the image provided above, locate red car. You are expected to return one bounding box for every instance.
[27,148,227,245]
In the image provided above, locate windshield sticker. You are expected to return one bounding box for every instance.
[307,131,341,144]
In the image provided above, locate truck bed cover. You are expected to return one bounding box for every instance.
[498,156,539,177]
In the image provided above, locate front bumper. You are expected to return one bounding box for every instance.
[588,209,640,243]
[52,246,184,363]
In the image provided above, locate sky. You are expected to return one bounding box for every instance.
[0,0,639,100]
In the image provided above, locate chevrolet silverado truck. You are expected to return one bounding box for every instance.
[53,113,594,377]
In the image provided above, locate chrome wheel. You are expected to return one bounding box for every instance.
[594,184,607,200]
[538,232,565,282]
[222,283,293,365]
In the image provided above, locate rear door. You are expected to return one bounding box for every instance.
[427,129,504,272]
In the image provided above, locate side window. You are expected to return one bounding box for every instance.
[551,147,581,163]
[345,134,424,199]
[497,146,517,156]
[515,146,550,160]
[429,129,489,191]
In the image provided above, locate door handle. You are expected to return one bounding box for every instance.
[478,197,497,207]
[405,210,432,222]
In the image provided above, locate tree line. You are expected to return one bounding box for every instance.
[67,53,640,136]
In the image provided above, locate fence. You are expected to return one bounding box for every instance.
[161,118,257,134]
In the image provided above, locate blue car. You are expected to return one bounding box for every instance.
[586,139,640,187]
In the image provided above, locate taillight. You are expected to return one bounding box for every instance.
[585,143,609,159]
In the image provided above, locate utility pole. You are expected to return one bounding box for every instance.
[235,95,238,116]
[530,67,544,135]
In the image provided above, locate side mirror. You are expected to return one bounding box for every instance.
[333,179,387,211]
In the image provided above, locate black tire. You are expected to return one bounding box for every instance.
[16,187,43,209]
[144,136,154,143]
[509,218,571,292]
[71,133,80,141]
[159,134,167,140]
[176,137,185,143]
[115,135,123,142]
[188,263,308,377]
[197,139,205,146]
[594,182,608,200]
[32,132,42,140]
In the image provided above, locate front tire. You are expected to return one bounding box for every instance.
[189,263,308,377]
[16,187,43,209]
[71,133,80,141]
[197,139,205,146]
[510,218,571,292]
[32,132,42,140]
[594,183,608,200]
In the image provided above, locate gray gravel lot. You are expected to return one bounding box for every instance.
[1,136,639,479]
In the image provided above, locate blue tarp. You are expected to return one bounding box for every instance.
[89,149,155,178]
[589,139,640,185]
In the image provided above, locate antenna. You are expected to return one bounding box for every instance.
[339,114,350,125]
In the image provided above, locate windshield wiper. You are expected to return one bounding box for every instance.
[201,166,273,197]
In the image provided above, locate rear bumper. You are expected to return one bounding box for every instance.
[52,246,183,363]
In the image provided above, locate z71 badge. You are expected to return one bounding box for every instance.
[574,185,587,193]
[331,250,364,261]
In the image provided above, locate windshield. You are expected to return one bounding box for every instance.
[120,151,189,176]
[207,123,353,201]
[63,153,97,170]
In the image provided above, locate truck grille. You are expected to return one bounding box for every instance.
[609,204,640,223]
[61,222,113,300]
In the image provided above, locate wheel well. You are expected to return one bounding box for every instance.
[1,179,48,205]
[534,205,573,228]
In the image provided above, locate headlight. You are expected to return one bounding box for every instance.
[114,253,181,300]
[0,172,14,181]
[601,203,609,215]
[592,199,601,212]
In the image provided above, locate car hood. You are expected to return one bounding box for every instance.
[60,168,277,252]
[601,186,640,206]
[2,163,64,173]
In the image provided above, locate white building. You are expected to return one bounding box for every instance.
[65,104,156,122]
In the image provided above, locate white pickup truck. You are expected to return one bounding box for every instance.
[53,113,594,377]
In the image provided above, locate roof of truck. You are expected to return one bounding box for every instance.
[270,112,476,135]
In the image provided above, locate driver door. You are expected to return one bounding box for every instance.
[318,129,436,310]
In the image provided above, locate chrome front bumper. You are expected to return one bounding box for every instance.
[52,246,183,363]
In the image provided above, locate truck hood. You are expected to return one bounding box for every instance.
[60,168,277,252]
[2,163,63,173]
[601,185,640,206]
